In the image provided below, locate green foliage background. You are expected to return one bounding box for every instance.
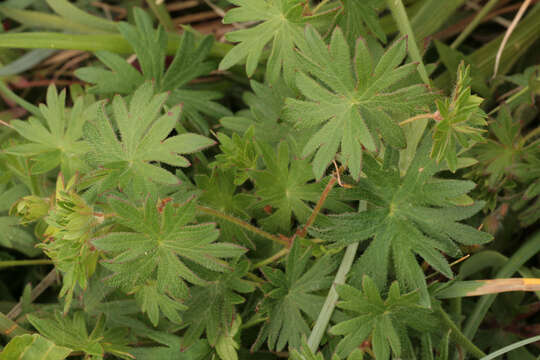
[0,0,539,359]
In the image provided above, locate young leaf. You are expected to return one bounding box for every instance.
[92,195,246,325]
[5,85,91,178]
[40,174,101,313]
[83,82,215,193]
[218,0,307,85]
[431,62,488,172]
[330,277,436,359]
[75,7,230,133]
[252,240,337,352]
[312,137,493,305]
[283,27,433,180]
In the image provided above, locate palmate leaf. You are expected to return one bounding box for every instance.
[220,79,301,148]
[84,82,215,193]
[5,85,92,179]
[283,26,433,180]
[180,261,256,349]
[431,63,488,172]
[27,312,133,360]
[336,0,386,45]
[218,0,307,85]
[252,240,337,352]
[312,136,493,306]
[251,141,351,233]
[75,8,230,133]
[330,276,436,359]
[92,195,246,326]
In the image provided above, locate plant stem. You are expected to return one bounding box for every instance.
[399,112,437,126]
[7,269,58,320]
[0,259,53,268]
[436,305,486,359]
[196,205,289,247]
[385,0,431,86]
[521,125,540,144]
[252,248,289,269]
[296,176,337,238]
[0,311,30,338]
[145,0,175,31]
[0,81,41,117]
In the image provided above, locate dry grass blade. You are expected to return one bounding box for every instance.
[493,0,533,77]
[467,278,540,296]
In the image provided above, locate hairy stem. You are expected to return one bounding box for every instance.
[196,205,289,246]
[252,248,289,269]
[296,176,337,238]
[436,305,486,359]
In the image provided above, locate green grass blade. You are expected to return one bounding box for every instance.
[0,32,232,59]
[46,0,118,33]
[385,0,430,86]
[0,5,106,34]
[451,0,500,48]
[480,335,540,360]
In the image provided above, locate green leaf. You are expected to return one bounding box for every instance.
[252,241,337,351]
[27,312,133,360]
[0,217,40,257]
[283,27,433,179]
[250,141,350,233]
[431,62,488,172]
[181,261,255,349]
[331,277,436,359]
[195,170,257,248]
[5,85,92,178]
[92,195,246,325]
[336,0,386,45]
[313,136,493,305]
[219,0,307,85]
[75,8,230,133]
[0,334,71,360]
[83,82,214,193]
